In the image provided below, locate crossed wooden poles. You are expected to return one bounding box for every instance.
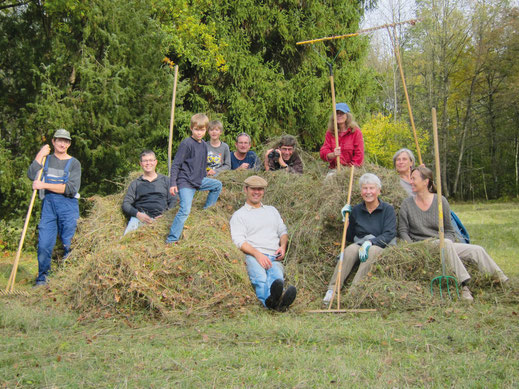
[299,19,421,312]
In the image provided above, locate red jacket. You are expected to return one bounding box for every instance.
[319,128,364,168]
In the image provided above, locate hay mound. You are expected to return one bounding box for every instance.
[53,194,253,319]
[344,242,517,311]
[50,160,514,319]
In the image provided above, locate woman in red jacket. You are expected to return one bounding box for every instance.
[319,103,364,174]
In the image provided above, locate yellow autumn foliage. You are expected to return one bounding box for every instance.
[362,114,429,168]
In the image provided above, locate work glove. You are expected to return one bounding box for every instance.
[358,241,372,262]
[341,204,352,221]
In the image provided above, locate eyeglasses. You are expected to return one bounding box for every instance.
[280,147,294,151]
[141,159,156,163]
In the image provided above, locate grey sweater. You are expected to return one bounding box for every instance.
[207,141,231,176]
[398,194,456,242]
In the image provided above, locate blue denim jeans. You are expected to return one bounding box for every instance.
[124,216,143,235]
[166,177,222,242]
[245,254,284,306]
[37,193,79,283]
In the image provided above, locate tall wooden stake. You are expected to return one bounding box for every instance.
[167,65,179,176]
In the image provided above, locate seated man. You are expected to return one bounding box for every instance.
[122,150,176,235]
[230,176,297,311]
[231,133,258,170]
[263,135,303,174]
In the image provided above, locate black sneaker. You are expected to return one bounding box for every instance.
[265,279,284,309]
[277,285,297,312]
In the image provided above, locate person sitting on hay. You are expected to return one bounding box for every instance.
[263,135,303,174]
[230,176,297,311]
[393,148,470,244]
[122,150,177,235]
[398,166,509,302]
[323,173,397,304]
[27,129,81,286]
[231,132,259,170]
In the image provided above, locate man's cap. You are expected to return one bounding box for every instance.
[244,175,268,188]
[53,129,71,140]
[335,103,350,114]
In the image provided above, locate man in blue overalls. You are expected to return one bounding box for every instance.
[27,129,81,286]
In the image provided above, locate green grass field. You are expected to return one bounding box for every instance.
[1,203,518,387]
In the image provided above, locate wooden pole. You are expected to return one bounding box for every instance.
[5,156,46,294]
[326,166,355,311]
[388,27,423,165]
[387,28,423,165]
[329,64,341,171]
[167,65,179,176]
[432,108,446,269]
[296,19,418,45]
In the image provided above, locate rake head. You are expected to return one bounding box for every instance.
[430,275,460,300]
[0,289,30,297]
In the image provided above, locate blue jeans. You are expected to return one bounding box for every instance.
[245,254,284,306]
[166,177,222,242]
[124,216,143,235]
[37,193,79,283]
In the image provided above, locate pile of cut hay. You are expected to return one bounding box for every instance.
[49,160,515,320]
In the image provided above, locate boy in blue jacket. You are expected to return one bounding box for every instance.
[166,114,222,243]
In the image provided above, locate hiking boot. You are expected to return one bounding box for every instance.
[277,285,297,312]
[265,279,284,309]
[461,286,474,302]
[322,289,334,305]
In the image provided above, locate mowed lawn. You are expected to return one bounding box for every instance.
[1,202,518,388]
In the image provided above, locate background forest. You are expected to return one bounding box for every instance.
[1,0,518,239]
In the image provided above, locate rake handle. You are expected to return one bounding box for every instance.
[328,166,355,310]
[6,156,46,293]
[329,65,341,172]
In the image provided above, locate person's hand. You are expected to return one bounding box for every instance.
[333,147,341,157]
[169,186,178,196]
[341,204,352,221]
[32,180,45,190]
[276,149,288,167]
[136,211,153,224]
[274,247,286,260]
[237,163,249,170]
[207,169,216,176]
[358,241,372,262]
[264,149,274,159]
[36,144,51,164]
[256,253,272,269]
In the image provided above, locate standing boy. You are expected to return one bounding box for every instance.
[27,129,81,286]
[166,114,222,243]
[206,120,231,177]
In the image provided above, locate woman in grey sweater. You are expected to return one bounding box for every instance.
[398,166,508,301]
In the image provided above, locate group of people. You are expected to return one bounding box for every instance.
[27,104,507,310]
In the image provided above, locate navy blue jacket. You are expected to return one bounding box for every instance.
[346,199,396,248]
[170,137,207,189]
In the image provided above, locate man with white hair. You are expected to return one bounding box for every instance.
[230,175,297,311]
[323,173,397,304]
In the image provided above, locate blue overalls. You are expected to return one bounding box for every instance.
[36,158,79,284]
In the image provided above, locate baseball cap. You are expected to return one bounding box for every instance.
[53,129,72,140]
[335,103,350,114]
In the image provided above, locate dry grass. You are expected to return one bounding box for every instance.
[44,161,515,320]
